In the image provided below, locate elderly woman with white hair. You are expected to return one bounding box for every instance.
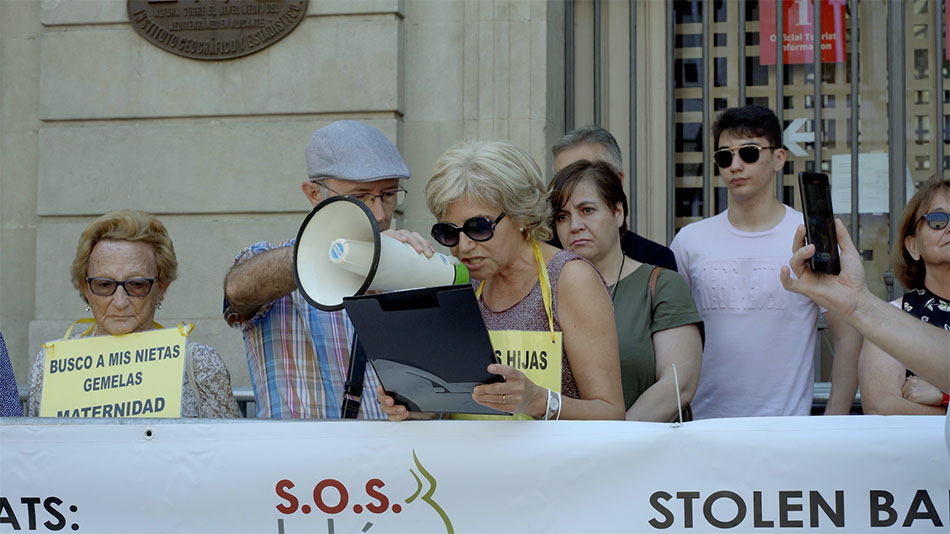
[379,140,625,420]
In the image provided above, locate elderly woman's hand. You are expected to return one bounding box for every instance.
[901,376,945,406]
[376,385,435,421]
[472,364,548,418]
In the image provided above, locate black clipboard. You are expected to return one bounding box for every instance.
[342,284,507,415]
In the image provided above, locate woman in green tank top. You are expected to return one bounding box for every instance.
[550,160,704,422]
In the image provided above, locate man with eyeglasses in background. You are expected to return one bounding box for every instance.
[669,105,862,419]
[551,126,678,271]
[223,120,433,419]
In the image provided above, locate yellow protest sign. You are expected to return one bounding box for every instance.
[39,326,189,418]
[454,329,562,421]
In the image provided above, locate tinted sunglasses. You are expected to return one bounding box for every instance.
[916,211,949,230]
[431,213,506,247]
[713,144,780,168]
[86,277,155,297]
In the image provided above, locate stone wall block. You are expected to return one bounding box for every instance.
[39,19,400,120]
[530,19,547,119]
[1,226,37,382]
[405,0,460,24]
[1,37,40,133]
[36,118,400,215]
[405,21,463,120]
[3,0,41,41]
[492,20,510,119]
[508,21,531,120]
[1,131,38,223]
[529,117,549,170]
[461,1,480,121]
[507,119,531,159]
[477,21,494,120]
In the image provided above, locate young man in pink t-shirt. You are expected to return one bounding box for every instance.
[670,105,862,419]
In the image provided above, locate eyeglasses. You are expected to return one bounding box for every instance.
[916,211,949,230]
[86,277,156,297]
[431,213,507,247]
[314,181,407,208]
[713,144,780,168]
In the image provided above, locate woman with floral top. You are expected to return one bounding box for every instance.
[859,178,949,415]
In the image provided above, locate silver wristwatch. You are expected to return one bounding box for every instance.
[544,388,561,420]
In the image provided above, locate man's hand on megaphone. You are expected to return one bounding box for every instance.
[384,229,436,258]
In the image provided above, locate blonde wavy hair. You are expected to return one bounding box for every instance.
[71,210,178,299]
[425,139,553,243]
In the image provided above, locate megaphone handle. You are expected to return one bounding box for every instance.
[340,335,369,419]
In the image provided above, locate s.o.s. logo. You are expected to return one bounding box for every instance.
[273,450,454,533]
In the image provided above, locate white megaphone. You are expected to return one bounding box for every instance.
[293,196,470,311]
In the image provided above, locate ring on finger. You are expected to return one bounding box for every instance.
[503,394,507,404]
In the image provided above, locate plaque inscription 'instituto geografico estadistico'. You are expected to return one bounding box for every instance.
[128,0,309,60]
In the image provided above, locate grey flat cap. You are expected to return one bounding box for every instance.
[305,120,410,182]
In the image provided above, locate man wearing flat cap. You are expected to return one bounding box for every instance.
[224,120,432,418]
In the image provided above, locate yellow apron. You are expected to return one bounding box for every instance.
[456,242,563,420]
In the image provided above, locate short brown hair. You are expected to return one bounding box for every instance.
[71,210,178,298]
[549,159,628,235]
[891,177,950,289]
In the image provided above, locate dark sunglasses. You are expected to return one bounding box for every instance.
[713,144,780,168]
[431,213,506,247]
[86,277,155,297]
[916,211,949,231]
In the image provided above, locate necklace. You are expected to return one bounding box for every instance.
[609,253,626,301]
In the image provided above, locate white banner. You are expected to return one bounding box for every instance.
[1,416,947,533]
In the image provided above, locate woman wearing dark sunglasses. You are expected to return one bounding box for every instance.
[28,210,240,418]
[860,178,949,416]
[378,139,625,421]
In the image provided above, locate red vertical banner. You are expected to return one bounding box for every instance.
[760,0,848,65]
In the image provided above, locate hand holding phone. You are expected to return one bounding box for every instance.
[798,172,841,275]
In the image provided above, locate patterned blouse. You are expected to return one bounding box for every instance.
[28,329,240,418]
[901,287,950,330]
[901,288,949,392]
[0,332,22,416]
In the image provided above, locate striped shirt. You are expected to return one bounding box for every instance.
[225,240,384,419]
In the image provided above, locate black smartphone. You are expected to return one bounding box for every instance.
[798,172,840,275]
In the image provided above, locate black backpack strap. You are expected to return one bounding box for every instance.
[340,335,368,419]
